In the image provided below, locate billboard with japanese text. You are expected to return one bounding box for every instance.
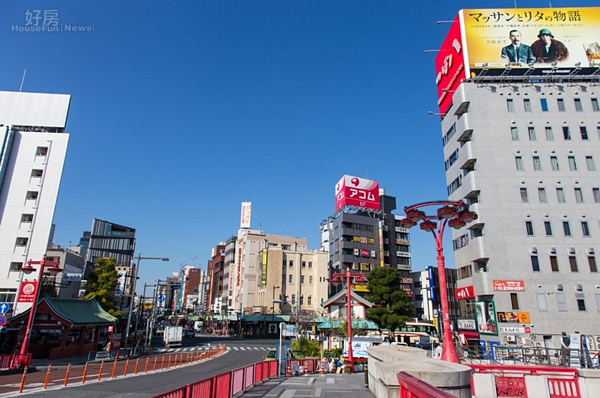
[240,202,252,229]
[335,175,380,211]
[436,7,600,112]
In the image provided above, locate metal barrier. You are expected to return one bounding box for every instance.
[152,360,283,398]
[396,371,456,398]
[0,354,30,369]
[468,364,580,398]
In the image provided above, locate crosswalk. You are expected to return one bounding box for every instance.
[156,345,270,354]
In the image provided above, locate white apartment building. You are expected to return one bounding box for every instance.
[0,91,71,315]
[442,81,600,345]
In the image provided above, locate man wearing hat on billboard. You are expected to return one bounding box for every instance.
[501,30,535,64]
[531,28,569,63]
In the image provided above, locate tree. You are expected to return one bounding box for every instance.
[292,336,321,357]
[84,257,123,318]
[365,267,413,341]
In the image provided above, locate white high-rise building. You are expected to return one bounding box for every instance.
[0,91,71,315]
[435,8,600,348]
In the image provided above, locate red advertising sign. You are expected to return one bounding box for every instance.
[435,16,467,115]
[335,175,380,211]
[454,285,475,300]
[360,249,370,258]
[18,281,39,303]
[493,280,525,291]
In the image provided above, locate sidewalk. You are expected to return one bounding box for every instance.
[241,373,375,398]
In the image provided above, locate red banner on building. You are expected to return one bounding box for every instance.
[17,281,39,303]
[454,285,475,300]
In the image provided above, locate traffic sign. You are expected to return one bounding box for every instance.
[157,295,166,304]
[0,315,6,327]
[0,302,9,314]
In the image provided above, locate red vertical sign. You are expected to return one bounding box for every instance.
[18,281,39,303]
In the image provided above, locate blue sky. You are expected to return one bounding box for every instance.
[2,1,596,294]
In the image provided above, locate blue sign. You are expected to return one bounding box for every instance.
[0,315,6,327]
[157,295,166,304]
[0,303,9,315]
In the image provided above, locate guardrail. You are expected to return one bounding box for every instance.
[152,360,279,398]
[396,371,456,398]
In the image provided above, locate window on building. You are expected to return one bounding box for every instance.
[575,188,584,203]
[593,188,600,203]
[520,188,529,202]
[308,262,312,268]
[550,156,559,170]
[540,98,548,111]
[563,221,572,236]
[302,261,306,268]
[15,237,28,247]
[531,256,540,272]
[581,126,589,140]
[545,127,554,141]
[21,214,33,224]
[568,156,577,170]
[507,99,515,112]
[511,293,520,310]
[526,221,534,236]
[511,127,519,140]
[558,98,566,111]
[586,156,596,171]
[309,276,313,284]
[31,169,43,178]
[289,260,294,268]
[589,256,598,272]
[577,295,586,311]
[528,127,536,140]
[291,294,296,305]
[582,221,591,236]
[301,275,305,284]
[300,295,304,305]
[524,99,531,112]
[536,293,548,311]
[26,191,39,201]
[557,188,566,203]
[9,262,22,272]
[282,260,287,267]
[36,146,48,157]
[307,295,312,305]
[574,98,583,111]
[550,256,559,272]
[533,156,542,170]
[515,156,524,171]
[539,188,547,203]
[569,256,579,272]
[556,293,567,311]
[0,289,16,304]
[592,98,600,112]
[289,275,293,283]
[563,126,571,140]
[544,221,553,236]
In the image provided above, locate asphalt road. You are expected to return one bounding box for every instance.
[0,337,281,398]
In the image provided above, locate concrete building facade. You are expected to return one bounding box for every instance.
[441,79,600,345]
[0,91,71,315]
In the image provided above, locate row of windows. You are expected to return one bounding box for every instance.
[341,222,374,232]
[520,187,600,204]
[525,221,591,237]
[507,98,599,113]
[511,125,597,141]
[508,291,595,313]
[530,255,597,273]
[515,155,595,171]
[282,274,314,284]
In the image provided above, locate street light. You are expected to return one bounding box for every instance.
[330,269,367,373]
[18,256,62,367]
[124,253,169,348]
[271,285,280,330]
[401,200,478,363]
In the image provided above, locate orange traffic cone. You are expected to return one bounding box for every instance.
[319,360,324,374]
[286,360,292,377]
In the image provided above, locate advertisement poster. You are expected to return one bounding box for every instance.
[460,7,600,76]
[496,312,530,323]
[335,175,380,211]
[475,300,498,335]
[17,281,39,303]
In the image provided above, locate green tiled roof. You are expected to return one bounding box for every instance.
[44,297,117,326]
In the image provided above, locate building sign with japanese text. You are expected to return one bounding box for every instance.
[335,175,380,211]
[455,285,475,300]
[493,280,525,291]
[435,16,466,115]
[18,281,39,303]
[457,318,477,331]
[497,312,530,323]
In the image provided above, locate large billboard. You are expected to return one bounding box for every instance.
[436,7,600,112]
[335,175,380,211]
[240,202,251,229]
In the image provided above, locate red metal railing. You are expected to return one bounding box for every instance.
[396,372,457,398]
[0,354,31,369]
[153,360,280,398]
[468,364,580,398]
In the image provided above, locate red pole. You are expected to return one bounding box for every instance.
[18,264,44,368]
[346,270,353,373]
[436,229,459,363]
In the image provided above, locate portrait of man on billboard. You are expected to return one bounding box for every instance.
[531,28,569,64]
[501,29,535,64]
[475,300,497,335]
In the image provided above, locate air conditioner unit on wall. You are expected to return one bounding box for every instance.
[505,335,516,343]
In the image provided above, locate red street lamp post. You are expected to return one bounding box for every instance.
[400,200,477,363]
[330,269,366,373]
[18,256,62,367]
